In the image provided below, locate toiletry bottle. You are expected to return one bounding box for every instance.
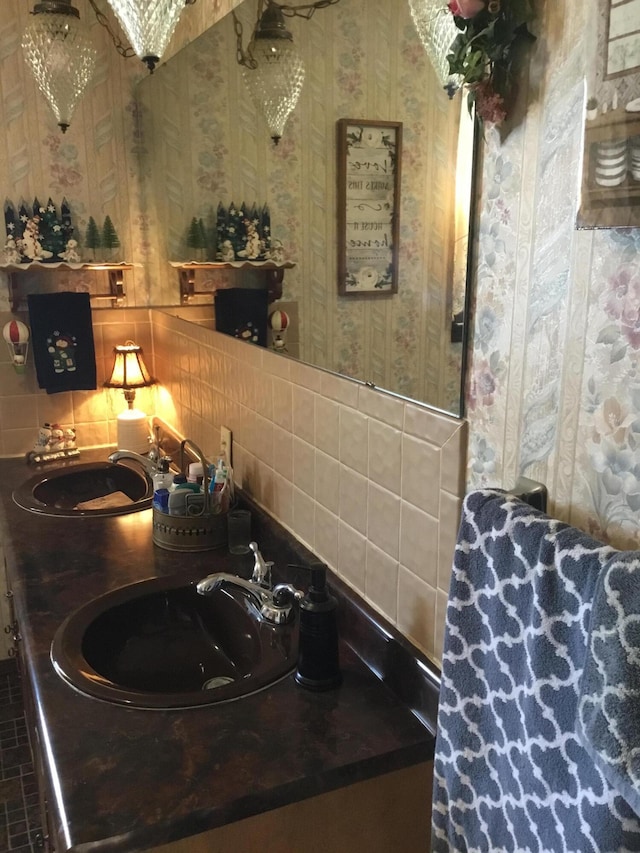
[209,459,227,501]
[153,457,173,491]
[169,474,200,494]
[187,462,204,485]
[295,563,342,691]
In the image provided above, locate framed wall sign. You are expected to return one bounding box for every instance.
[337,119,402,296]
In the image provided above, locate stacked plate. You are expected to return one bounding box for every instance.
[629,135,640,182]
[594,139,628,187]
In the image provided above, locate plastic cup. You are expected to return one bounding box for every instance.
[227,509,251,554]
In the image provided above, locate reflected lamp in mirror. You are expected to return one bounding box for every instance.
[105,342,156,453]
[240,3,305,144]
[22,0,97,133]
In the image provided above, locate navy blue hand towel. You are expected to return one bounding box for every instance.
[215,288,268,347]
[28,292,97,394]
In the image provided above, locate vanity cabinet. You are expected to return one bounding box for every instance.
[153,762,433,853]
[0,451,437,853]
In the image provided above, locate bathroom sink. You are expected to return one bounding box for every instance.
[12,461,153,517]
[51,573,298,708]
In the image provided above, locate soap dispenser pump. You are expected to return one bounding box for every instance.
[295,562,341,691]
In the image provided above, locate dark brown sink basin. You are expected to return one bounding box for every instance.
[13,461,153,517]
[51,573,297,709]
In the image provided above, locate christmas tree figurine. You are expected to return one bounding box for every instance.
[60,198,74,247]
[40,198,66,260]
[85,217,101,260]
[102,216,120,260]
[186,216,206,260]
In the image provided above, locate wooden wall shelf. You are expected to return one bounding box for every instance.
[1,262,133,312]
[170,261,295,304]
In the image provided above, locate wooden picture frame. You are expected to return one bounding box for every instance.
[337,119,402,296]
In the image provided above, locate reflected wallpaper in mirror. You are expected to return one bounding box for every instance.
[137,0,476,416]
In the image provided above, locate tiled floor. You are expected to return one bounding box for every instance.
[0,659,43,852]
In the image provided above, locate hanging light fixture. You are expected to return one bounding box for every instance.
[104,0,196,72]
[407,0,461,91]
[241,3,305,144]
[22,0,97,133]
[234,0,340,145]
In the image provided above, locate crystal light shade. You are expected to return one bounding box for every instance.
[408,0,460,89]
[105,0,188,71]
[22,1,97,132]
[243,4,306,144]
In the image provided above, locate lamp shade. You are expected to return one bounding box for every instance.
[105,342,155,390]
[105,0,188,71]
[243,3,305,144]
[22,0,97,132]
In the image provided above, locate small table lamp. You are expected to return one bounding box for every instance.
[105,341,156,453]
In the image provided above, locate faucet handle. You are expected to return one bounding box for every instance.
[249,541,273,587]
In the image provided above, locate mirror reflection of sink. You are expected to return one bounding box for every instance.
[51,573,297,709]
[12,461,153,517]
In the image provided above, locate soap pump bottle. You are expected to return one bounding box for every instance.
[295,562,342,691]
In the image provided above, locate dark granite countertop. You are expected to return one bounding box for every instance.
[0,450,439,852]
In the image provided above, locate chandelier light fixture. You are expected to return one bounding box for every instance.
[234,0,341,145]
[407,0,460,90]
[22,0,97,133]
[104,0,197,73]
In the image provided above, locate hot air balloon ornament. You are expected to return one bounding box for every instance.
[3,319,30,373]
[268,309,290,352]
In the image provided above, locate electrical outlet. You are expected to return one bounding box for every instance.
[220,426,232,466]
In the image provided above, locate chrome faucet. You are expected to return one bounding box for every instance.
[107,449,159,478]
[249,540,273,587]
[196,542,303,624]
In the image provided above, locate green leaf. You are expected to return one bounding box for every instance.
[596,325,621,345]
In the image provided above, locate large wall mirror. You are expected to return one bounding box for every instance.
[137,0,478,417]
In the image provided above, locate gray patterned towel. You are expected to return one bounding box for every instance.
[578,550,640,818]
[431,489,640,853]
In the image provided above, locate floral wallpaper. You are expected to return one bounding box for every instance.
[466,0,640,549]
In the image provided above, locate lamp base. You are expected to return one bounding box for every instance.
[117,409,150,455]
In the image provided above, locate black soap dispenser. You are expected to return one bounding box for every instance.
[295,562,342,691]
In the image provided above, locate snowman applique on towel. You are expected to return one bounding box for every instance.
[47,330,77,373]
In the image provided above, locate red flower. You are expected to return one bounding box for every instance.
[448,0,486,19]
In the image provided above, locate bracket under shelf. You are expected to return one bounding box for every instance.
[172,261,295,305]
[1,262,132,312]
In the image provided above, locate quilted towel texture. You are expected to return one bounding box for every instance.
[431,489,640,852]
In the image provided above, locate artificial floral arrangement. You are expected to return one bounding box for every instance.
[446,0,535,126]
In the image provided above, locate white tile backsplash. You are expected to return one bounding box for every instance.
[315,395,340,458]
[368,420,402,494]
[365,542,399,621]
[367,482,401,560]
[339,467,369,535]
[339,407,369,475]
[152,313,467,668]
[315,450,341,515]
[399,502,439,587]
